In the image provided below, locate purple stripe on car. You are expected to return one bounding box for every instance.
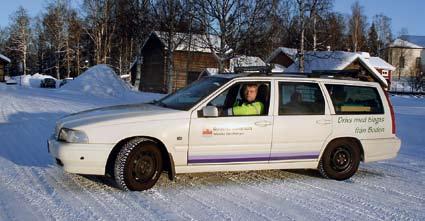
[188,152,319,164]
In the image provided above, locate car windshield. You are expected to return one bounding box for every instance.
[154,77,230,110]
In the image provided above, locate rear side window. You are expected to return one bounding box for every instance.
[325,84,384,114]
[279,82,325,115]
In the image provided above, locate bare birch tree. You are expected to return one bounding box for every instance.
[296,0,307,72]
[83,0,116,65]
[43,1,68,79]
[8,7,31,75]
[348,1,367,52]
[195,0,248,72]
[373,14,392,58]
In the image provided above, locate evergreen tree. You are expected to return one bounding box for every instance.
[367,22,379,56]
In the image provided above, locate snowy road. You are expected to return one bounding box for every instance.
[0,84,424,221]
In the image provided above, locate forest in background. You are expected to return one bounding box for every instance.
[0,0,395,81]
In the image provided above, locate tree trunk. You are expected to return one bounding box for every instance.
[299,0,305,73]
[66,39,71,78]
[166,49,174,93]
[23,47,27,75]
[76,41,80,75]
[56,58,60,79]
[312,12,317,51]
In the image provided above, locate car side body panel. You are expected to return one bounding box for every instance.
[48,76,401,177]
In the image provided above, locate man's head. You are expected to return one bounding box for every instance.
[243,84,258,103]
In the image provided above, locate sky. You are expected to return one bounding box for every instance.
[333,0,425,36]
[0,0,45,27]
[0,0,424,36]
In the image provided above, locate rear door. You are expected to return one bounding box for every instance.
[324,84,389,139]
[271,80,332,162]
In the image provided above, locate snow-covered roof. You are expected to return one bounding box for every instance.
[286,51,388,87]
[266,47,298,63]
[286,51,359,72]
[271,64,286,72]
[390,35,425,48]
[149,31,228,53]
[368,57,396,71]
[200,68,219,77]
[357,56,388,87]
[229,55,265,71]
[0,53,11,63]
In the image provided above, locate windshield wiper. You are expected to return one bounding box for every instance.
[152,100,168,108]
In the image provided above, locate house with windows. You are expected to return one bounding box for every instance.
[267,49,394,88]
[387,35,425,81]
[0,53,11,82]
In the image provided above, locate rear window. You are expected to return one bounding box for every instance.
[325,84,384,114]
[279,82,325,115]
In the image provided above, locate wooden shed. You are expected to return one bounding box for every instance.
[131,31,222,93]
[0,54,11,82]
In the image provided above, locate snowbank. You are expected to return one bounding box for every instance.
[10,73,57,88]
[60,64,134,98]
[391,80,424,93]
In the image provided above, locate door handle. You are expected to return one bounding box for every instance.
[255,121,272,127]
[316,119,332,125]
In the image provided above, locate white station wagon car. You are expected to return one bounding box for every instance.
[48,73,401,191]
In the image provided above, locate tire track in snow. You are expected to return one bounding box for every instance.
[152,175,235,220]
[179,174,278,221]
[229,170,381,221]
[34,168,106,220]
[0,166,78,220]
[281,170,418,221]
[65,174,142,220]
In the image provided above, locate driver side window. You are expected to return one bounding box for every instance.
[208,83,241,110]
[207,81,270,117]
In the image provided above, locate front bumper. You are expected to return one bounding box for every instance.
[48,136,114,175]
[362,137,402,162]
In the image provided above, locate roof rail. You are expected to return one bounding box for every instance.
[234,65,273,74]
[227,66,372,83]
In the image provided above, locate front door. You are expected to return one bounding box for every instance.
[271,81,332,162]
[188,80,274,164]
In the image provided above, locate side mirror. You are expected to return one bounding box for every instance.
[202,106,218,117]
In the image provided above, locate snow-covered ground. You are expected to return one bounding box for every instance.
[0,82,424,220]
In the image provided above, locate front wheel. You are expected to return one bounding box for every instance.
[318,139,360,180]
[114,138,163,191]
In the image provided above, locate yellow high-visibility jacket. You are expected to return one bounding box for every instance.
[231,100,264,116]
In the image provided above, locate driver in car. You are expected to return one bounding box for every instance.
[227,83,264,116]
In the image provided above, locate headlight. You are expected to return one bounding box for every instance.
[58,128,89,143]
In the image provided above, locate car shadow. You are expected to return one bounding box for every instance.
[0,111,68,168]
[285,169,324,178]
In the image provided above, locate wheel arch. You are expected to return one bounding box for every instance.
[321,137,364,162]
[105,136,174,179]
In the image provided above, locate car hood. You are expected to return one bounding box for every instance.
[57,103,188,129]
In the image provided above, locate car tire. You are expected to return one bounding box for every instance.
[114,138,163,191]
[318,139,360,180]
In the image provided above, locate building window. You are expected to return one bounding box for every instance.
[382,70,389,77]
[399,56,405,68]
[416,57,421,69]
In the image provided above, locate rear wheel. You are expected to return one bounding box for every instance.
[318,139,360,180]
[114,138,163,191]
